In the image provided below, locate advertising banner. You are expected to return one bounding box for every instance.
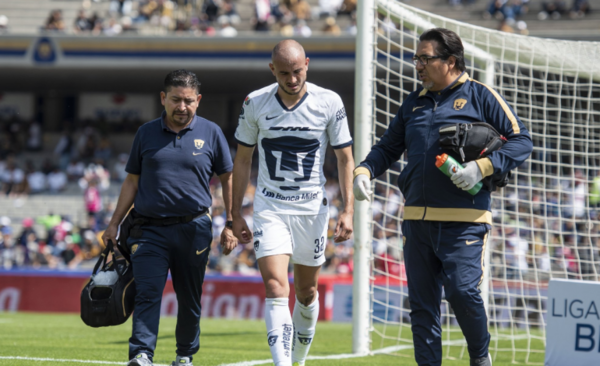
[546,279,600,366]
[0,271,332,320]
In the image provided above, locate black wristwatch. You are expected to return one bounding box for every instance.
[225,220,233,229]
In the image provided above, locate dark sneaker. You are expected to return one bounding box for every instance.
[471,353,492,366]
[128,353,153,366]
[171,355,192,366]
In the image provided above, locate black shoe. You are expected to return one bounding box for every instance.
[470,354,492,366]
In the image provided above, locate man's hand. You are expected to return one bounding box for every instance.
[220,227,238,255]
[232,217,252,244]
[353,174,372,201]
[451,161,483,190]
[102,223,119,248]
[334,211,353,243]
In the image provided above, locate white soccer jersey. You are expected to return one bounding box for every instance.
[235,82,352,215]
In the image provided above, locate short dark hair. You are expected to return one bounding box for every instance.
[419,28,466,72]
[164,69,201,94]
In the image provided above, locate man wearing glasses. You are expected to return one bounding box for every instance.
[353,28,532,366]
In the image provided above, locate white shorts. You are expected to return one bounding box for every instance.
[252,211,329,267]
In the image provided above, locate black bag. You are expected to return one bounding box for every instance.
[81,240,136,327]
[439,122,510,191]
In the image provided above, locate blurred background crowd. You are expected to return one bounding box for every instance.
[2,117,600,281]
[0,118,356,275]
[0,0,594,38]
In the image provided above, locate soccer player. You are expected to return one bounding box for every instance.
[231,40,355,366]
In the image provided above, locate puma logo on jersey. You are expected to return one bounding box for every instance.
[413,106,424,112]
[196,247,208,255]
[269,126,312,131]
[466,240,479,245]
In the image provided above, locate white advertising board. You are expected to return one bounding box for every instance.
[78,93,155,122]
[546,279,600,366]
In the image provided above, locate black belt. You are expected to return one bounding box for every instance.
[132,208,209,227]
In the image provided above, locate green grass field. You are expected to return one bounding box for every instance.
[0,312,544,365]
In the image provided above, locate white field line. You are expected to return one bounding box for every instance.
[0,334,532,366]
[0,356,169,366]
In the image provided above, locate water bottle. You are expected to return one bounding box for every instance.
[435,153,482,195]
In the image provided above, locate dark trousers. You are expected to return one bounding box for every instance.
[402,220,491,366]
[127,214,212,361]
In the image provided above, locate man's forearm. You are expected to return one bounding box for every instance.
[231,155,252,217]
[219,172,233,221]
[336,147,355,214]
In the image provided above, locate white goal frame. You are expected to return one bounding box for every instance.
[352,0,600,362]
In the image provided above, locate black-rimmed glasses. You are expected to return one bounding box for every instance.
[412,55,442,66]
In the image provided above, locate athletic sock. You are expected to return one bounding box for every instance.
[264,297,293,366]
[291,292,319,365]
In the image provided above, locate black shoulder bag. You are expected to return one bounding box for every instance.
[439,122,510,191]
[80,240,136,327]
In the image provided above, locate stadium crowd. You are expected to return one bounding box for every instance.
[0,119,356,275]
[2,116,600,282]
[33,0,358,37]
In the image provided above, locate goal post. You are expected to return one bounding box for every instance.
[352,0,600,363]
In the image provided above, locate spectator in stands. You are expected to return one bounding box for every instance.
[112,153,129,182]
[1,157,26,197]
[218,15,238,37]
[66,159,85,182]
[121,16,137,33]
[253,0,271,31]
[0,15,8,33]
[570,0,591,18]
[44,10,65,32]
[485,0,508,20]
[220,0,240,24]
[0,225,22,269]
[88,12,104,35]
[287,0,312,20]
[539,0,567,19]
[293,19,312,37]
[25,121,42,151]
[322,16,341,35]
[74,10,93,33]
[236,243,258,274]
[54,131,74,171]
[110,0,133,16]
[104,17,123,36]
[345,14,357,35]
[337,0,357,15]
[317,0,343,18]
[47,166,68,193]
[17,218,38,247]
[84,179,102,218]
[60,235,80,269]
[27,166,47,194]
[202,0,220,23]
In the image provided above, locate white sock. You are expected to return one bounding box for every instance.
[291,292,319,365]
[264,297,293,366]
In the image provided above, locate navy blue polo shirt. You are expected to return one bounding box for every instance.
[126,111,233,218]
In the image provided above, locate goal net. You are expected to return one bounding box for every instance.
[352,0,600,364]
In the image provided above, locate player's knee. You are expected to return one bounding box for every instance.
[295,285,317,306]
[265,278,289,298]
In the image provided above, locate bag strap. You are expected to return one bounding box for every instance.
[92,240,113,276]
